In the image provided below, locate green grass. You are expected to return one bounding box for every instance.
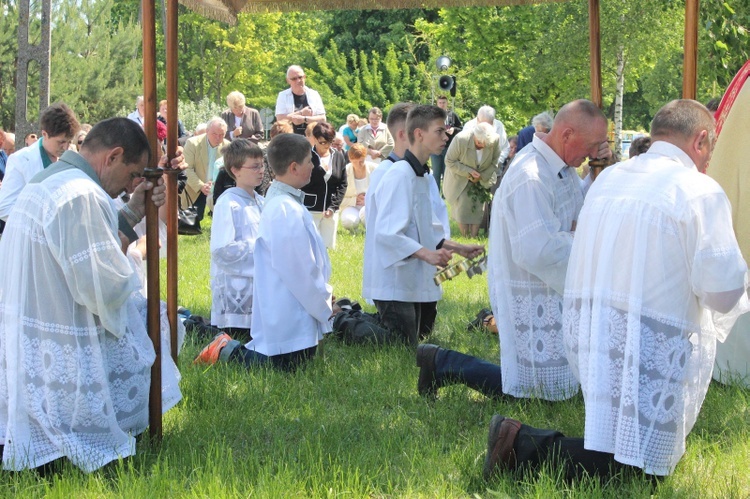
[2,220,749,498]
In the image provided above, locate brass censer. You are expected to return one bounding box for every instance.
[434,250,488,285]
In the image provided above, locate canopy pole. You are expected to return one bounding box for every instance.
[142,0,163,442]
[165,0,179,365]
[588,0,602,108]
[683,0,699,99]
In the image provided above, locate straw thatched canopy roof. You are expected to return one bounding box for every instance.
[179,0,560,24]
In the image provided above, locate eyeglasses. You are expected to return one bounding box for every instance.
[78,140,84,145]
[289,75,306,81]
[239,164,264,171]
[317,140,329,146]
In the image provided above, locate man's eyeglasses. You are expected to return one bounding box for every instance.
[77,139,84,145]
[289,75,306,81]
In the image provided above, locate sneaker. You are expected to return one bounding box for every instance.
[416,344,442,397]
[194,333,232,365]
[483,415,522,479]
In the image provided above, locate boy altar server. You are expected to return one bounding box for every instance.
[209,139,266,342]
[196,133,332,371]
[363,105,483,346]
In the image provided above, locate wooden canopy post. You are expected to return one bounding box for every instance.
[683,0,699,99]
[165,0,180,365]
[142,0,163,441]
[588,0,603,108]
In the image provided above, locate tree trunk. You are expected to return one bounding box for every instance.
[614,45,625,161]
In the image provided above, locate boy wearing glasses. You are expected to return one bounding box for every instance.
[275,65,326,135]
[196,133,333,371]
[208,139,266,342]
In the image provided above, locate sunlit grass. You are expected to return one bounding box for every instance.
[2,218,748,498]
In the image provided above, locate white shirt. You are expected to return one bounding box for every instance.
[0,142,44,220]
[363,158,443,303]
[127,110,144,125]
[563,141,749,476]
[274,87,326,117]
[248,181,332,356]
[210,188,264,329]
[0,153,181,472]
[488,134,583,400]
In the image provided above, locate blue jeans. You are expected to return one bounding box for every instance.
[434,348,504,398]
[228,345,317,372]
[430,150,447,193]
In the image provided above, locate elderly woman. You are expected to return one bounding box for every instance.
[339,144,377,230]
[302,122,348,249]
[443,122,501,237]
[357,107,393,163]
[221,90,264,142]
[341,114,360,152]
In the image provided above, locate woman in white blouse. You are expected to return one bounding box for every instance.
[210,139,265,342]
[340,143,376,230]
[357,107,394,163]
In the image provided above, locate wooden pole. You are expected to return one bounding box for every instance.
[683,0,699,99]
[588,0,603,108]
[142,0,162,441]
[165,0,179,365]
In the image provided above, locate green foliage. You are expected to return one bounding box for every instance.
[0,0,747,139]
[308,41,430,126]
[0,0,19,129]
[176,96,225,133]
[324,9,439,64]
[49,0,143,125]
[700,0,750,95]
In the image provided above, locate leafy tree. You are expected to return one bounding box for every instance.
[700,0,749,96]
[49,0,143,124]
[0,0,19,130]
[324,9,438,64]
[307,41,430,126]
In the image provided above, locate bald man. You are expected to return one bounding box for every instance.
[418,100,611,402]
[483,99,748,481]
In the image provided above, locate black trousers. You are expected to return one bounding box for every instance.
[513,423,638,481]
[194,192,208,227]
[373,300,437,347]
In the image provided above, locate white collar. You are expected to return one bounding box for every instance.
[645,141,696,170]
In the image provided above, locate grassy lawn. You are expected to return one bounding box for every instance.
[2,220,748,498]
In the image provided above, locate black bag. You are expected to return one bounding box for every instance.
[178,190,201,235]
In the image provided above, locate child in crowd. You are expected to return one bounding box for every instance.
[340,143,376,230]
[209,139,266,343]
[196,133,333,371]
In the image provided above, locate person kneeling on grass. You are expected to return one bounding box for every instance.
[482,100,749,482]
[209,139,265,344]
[196,133,332,371]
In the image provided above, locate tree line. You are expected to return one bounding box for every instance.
[0,0,747,135]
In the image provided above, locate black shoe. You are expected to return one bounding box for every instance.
[468,308,493,331]
[483,415,522,480]
[416,344,443,397]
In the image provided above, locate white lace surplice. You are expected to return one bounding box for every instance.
[0,167,181,472]
[210,188,264,329]
[563,142,749,475]
[488,135,582,400]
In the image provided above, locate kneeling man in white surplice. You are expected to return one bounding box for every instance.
[0,118,182,472]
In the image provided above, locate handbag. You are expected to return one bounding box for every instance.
[178,190,201,235]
